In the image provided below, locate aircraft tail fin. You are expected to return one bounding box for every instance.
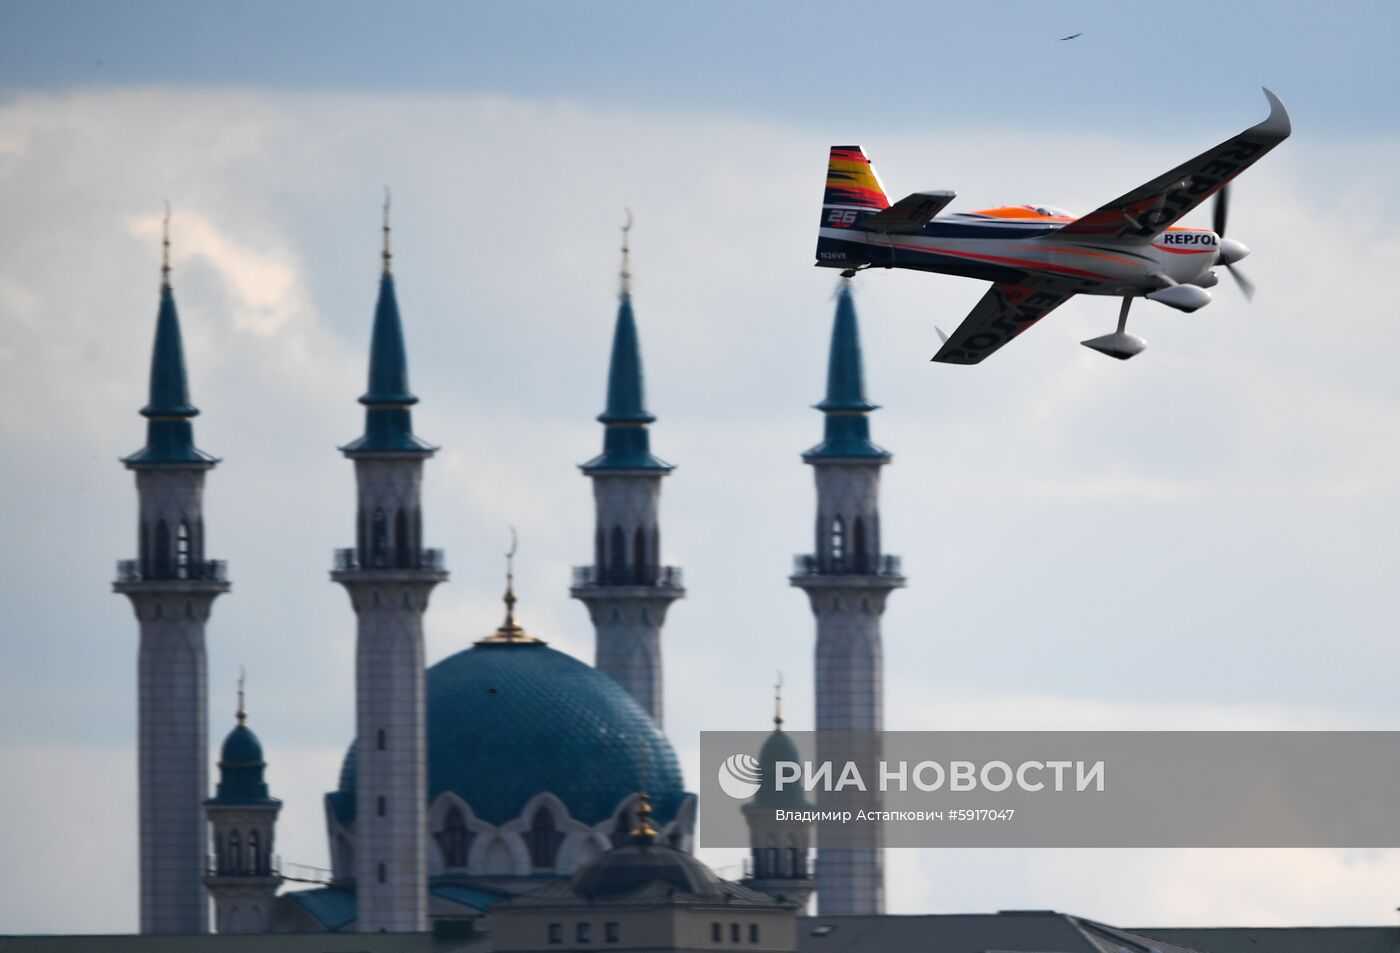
[816,146,889,268]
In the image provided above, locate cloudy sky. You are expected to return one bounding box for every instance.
[4,0,1400,935]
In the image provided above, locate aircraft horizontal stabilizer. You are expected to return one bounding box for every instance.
[857,190,955,234]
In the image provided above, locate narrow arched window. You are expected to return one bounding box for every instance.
[633,527,647,584]
[356,507,367,560]
[154,519,171,578]
[528,807,564,869]
[140,522,150,577]
[594,528,605,575]
[830,515,845,571]
[175,521,191,579]
[852,516,868,574]
[413,507,423,567]
[250,829,262,875]
[195,517,205,562]
[371,509,387,568]
[394,509,410,568]
[229,829,242,874]
[609,526,626,583]
[377,795,386,817]
[436,807,471,868]
[377,728,386,751]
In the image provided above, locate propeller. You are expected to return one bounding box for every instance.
[1211,184,1255,301]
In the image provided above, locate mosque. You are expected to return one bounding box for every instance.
[111,211,893,940]
[93,217,1394,953]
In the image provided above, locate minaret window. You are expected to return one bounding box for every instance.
[853,517,868,574]
[436,807,472,868]
[632,528,647,584]
[229,829,242,874]
[154,519,170,578]
[249,829,262,875]
[377,795,386,817]
[594,528,605,573]
[371,508,387,567]
[139,522,150,576]
[609,526,626,583]
[395,509,410,568]
[175,521,191,578]
[830,516,845,571]
[357,507,367,560]
[413,506,423,567]
[527,807,564,869]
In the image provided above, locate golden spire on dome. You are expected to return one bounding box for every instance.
[476,526,543,645]
[236,665,247,727]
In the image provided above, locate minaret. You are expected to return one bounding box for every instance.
[790,281,904,915]
[204,674,283,933]
[571,217,684,726]
[114,211,228,935]
[742,677,816,907]
[330,200,446,933]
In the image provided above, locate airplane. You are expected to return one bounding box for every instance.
[814,88,1292,363]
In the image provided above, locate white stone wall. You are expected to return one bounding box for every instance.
[591,475,661,554]
[353,458,424,565]
[585,596,676,725]
[347,580,431,932]
[128,587,217,934]
[205,804,280,934]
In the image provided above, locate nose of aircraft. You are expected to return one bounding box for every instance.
[1217,236,1250,266]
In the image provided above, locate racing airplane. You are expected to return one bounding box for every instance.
[814,88,1292,363]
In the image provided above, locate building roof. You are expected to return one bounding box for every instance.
[330,640,688,827]
[498,839,790,910]
[795,912,1210,953]
[1139,926,1400,953]
[803,283,889,464]
[580,295,672,473]
[341,272,436,456]
[123,283,217,468]
[0,933,477,952]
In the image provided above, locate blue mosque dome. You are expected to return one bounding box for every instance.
[330,639,688,828]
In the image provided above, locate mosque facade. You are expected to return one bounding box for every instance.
[114,217,894,936]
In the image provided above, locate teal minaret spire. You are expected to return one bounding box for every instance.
[791,280,904,916]
[331,196,446,933]
[115,210,228,935]
[804,282,889,463]
[572,215,684,726]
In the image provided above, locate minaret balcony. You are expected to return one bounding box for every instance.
[570,564,684,591]
[114,558,228,586]
[331,547,447,580]
[791,553,904,580]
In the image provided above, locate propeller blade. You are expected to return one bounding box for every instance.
[1213,183,1230,237]
[1225,262,1255,302]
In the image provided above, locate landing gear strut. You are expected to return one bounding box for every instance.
[1081,296,1147,360]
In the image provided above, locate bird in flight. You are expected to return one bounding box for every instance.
[1059,32,1082,40]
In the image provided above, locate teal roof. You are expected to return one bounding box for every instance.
[803,283,890,463]
[581,296,672,473]
[283,886,358,932]
[331,641,688,827]
[123,283,217,467]
[341,273,435,456]
[208,720,279,805]
[753,727,808,807]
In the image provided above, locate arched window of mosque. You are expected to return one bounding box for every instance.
[413,506,422,563]
[249,829,262,875]
[371,509,387,567]
[140,522,150,576]
[154,519,170,578]
[609,526,626,581]
[356,507,367,557]
[213,830,225,874]
[394,509,410,568]
[594,528,605,573]
[196,517,205,561]
[175,521,191,579]
[436,807,472,868]
[830,516,845,570]
[528,807,565,869]
[852,516,867,573]
[229,829,242,874]
[632,527,647,584]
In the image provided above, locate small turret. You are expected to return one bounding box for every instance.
[742,677,815,906]
[204,674,283,934]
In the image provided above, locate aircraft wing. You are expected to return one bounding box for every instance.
[857,190,955,234]
[932,280,1076,365]
[1051,88,1291,242]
